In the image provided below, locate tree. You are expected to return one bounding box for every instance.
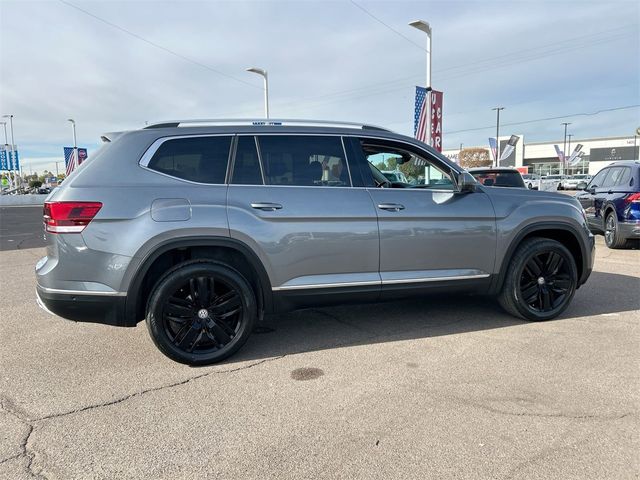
[29,180,42,189]
[458,148,492,169]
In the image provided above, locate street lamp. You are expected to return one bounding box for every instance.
[561,122,571,175]
[409,20,432,145]
[246,67,269,118]
[492,107,504,167]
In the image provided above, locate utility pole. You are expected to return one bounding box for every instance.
[561,122,571,175]
[492,107,504,167]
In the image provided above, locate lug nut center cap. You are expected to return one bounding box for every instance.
[537,277,546,285]
[197,308,209,319]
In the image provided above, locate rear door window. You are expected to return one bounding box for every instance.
[256,135,350,187]
[147,136,231,184]
[615,167,631,187]
[602,167,623,188]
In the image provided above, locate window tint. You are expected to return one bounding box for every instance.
[589,168,609,188]
[361,141,454,189]
[147,136,231,184]
[257,135,350,187]
[616,167,631,186]
[602,167,622,188]
[231,136,263,185]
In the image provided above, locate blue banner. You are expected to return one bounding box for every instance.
[1,149,19,171]
[0,150,7,171]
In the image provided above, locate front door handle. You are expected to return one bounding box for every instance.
[251,202,283,211]
[377,203,405,212]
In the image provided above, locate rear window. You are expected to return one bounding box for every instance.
[147,136,232,184]
[470,171,525,188]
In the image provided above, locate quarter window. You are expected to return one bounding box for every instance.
[147,136,231,184]
[257,135,350,187]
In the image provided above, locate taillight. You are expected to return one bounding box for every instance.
[624,193,640,205]
[43,201,102,233]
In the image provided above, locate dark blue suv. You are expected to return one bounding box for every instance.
[576,160,640,248]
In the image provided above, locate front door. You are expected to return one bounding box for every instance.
[348,137,496,293]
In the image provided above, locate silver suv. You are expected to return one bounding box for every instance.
[36,119,595,365]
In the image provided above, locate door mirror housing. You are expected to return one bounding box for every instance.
[456,171,478,193]
[576,181,588,191]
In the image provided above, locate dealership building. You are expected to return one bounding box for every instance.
[443,134,639,176]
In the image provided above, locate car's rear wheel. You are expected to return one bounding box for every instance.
[146,261,257,365]
[604,212,628,249]
[498,238,577,321]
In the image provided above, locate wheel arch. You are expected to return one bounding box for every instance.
[491,222,590,295]
[123,237,273,326]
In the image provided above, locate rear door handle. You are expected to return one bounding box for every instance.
[377,203,405,212]
[251,202,283,211]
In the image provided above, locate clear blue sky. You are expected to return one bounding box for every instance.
[1,0,638,174]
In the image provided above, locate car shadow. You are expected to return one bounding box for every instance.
[228,270,640,364]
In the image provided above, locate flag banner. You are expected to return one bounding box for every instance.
[488,137,497,161]
[554,145,565,162]
[568,144,584,166]
[0,147,19,171]
[64,147,88,176]
[414,86,428,142]
[430,90,443,152]
[499,135,520,163]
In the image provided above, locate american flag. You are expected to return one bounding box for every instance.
[414,86,428,142]
[64,147,78,176]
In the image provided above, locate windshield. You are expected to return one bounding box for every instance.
[469,170,525,188]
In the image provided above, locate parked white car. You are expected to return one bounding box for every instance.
[521,173,541,190]
[541,174,564,191]
[562,174,592,190]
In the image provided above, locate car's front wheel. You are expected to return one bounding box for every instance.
[146,261,257,365]
[498,238,577,321]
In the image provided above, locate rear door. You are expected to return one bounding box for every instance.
[348,137,496,295]
[227,134,380,297]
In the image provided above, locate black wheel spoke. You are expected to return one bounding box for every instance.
[196,276,211,307]
[205,318,233,344]
[539,288,552,311]
[545,252,564,275]
[174,323,202,351]
[165,301,193,317]
[522,284,539,303]
[165,314,189,324]
[211,291,241,314]
[525,256,543,277]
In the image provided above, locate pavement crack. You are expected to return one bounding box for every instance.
[35,356,284,422]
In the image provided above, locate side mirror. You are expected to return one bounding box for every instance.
[576,181,588,190]
[456,171,478,193]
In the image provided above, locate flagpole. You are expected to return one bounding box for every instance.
[2,115,17,189]
[409,21,432,146]
[492,107,504,167]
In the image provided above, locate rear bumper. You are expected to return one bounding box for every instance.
[618,221,640,240]
[36,284,128,327]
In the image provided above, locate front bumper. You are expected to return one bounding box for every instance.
[36,284,128,327]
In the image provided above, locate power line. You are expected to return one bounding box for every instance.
[348,0,425,51]
[445,105,640,135]
[57,0,260,89]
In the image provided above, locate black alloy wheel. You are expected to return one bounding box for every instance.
[498,238,577,321]
[146,261,256,365]
[518,250,572,313]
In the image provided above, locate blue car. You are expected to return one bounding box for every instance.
[576,160,640,248]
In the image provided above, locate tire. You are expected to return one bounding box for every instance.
[498,238,577,321]
[146,260,257,365]
[527,183,533,189]
[604,211,628,249]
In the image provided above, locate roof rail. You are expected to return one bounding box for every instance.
[143,118,392,132]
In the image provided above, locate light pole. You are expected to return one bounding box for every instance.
[567,133,573,173]
[246,68,269,118]
[2,115,17,186]
[409,20,432,146]
[561,122,571,175]
[492,107,504,167]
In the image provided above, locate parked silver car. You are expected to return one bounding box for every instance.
[36,120,594,365]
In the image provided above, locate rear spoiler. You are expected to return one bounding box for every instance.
[100,132,125,143]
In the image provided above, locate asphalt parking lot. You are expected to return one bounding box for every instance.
[0,207,638,479]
